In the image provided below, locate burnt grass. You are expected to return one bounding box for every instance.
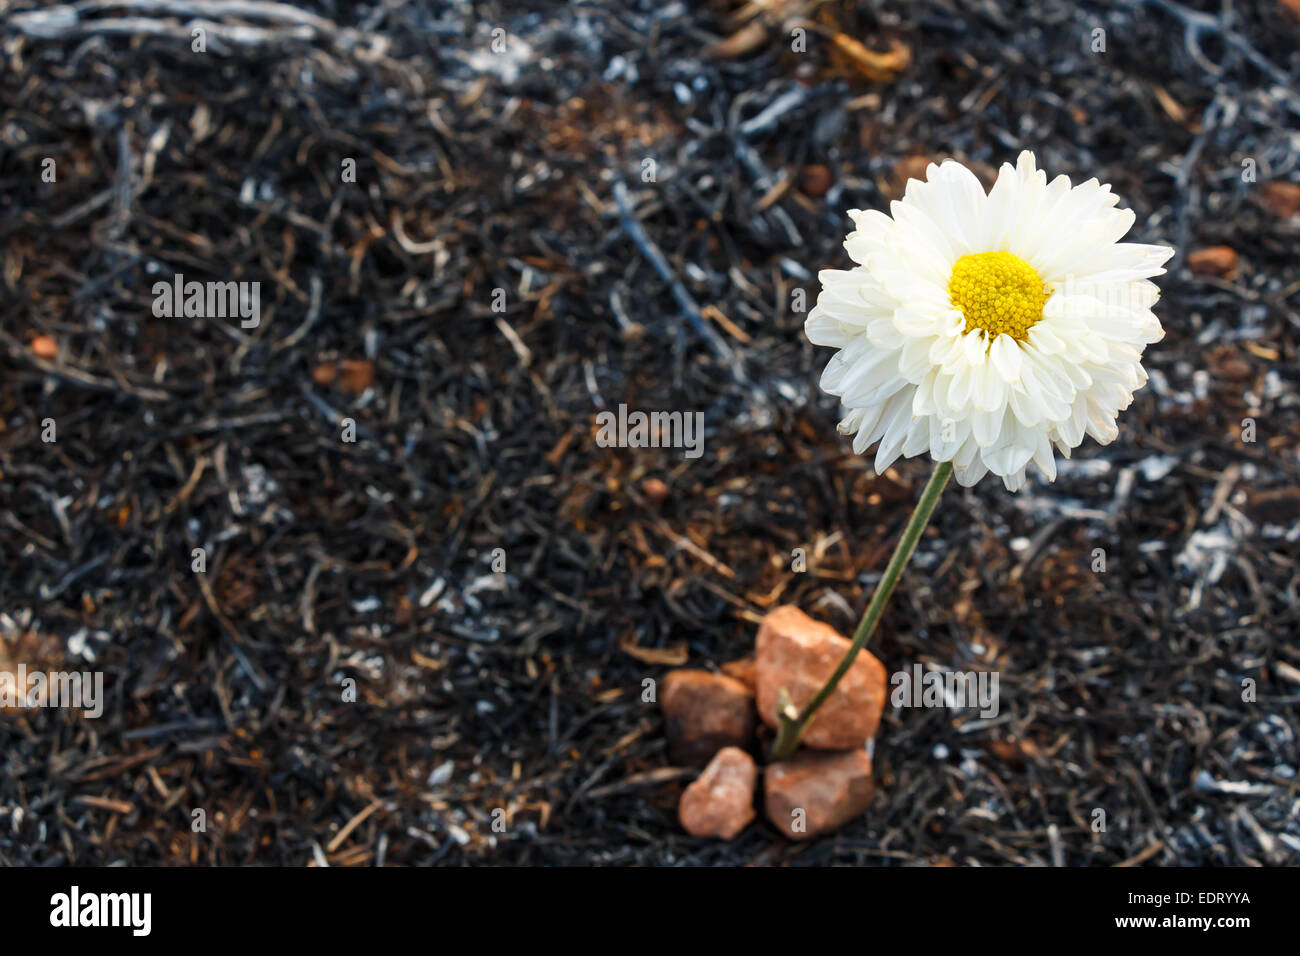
[1,0,1298,866]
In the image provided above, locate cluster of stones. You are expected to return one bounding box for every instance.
[662,605,887,841]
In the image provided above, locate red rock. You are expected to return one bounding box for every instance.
[337,359,375,395]
[0,632,63,715]
[755,605,887,750]
[678,746,757,839]
[310,359,341,386]
[661,669,756,766]
[764,748,874,840]
[1216,355,1253,382]
[312,359,374,394]
[800,164,832,198]
[1262,182,1300,218]
[720,654,756,694]
[30,335,58,360]
[1187,246,1238,278]
[641,477,669,506]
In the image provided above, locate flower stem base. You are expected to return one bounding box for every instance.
[768,460,953,761]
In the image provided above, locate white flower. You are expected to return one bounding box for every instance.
[806,150,1173,491]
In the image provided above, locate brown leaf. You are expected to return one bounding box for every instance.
[619,636,688,666]
[831,35,911,83]
[707,21,769,59]
[1152,85,1189,126]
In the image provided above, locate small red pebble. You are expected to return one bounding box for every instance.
[311,362,338,386]
[1218,356,1253,381]
[765,748,875,840]
[661,670,756,767]
[337,359,375,395]
[1262,182,1300,218]
[642,477,669,505]
[799,164,833,198]
[30,335,58,359]
[679,747,757,840]
[1187,246,1238,278]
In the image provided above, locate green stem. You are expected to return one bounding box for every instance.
[771,459,953,760]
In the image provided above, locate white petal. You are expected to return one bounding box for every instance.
[971,407,1004,447]
[805,310,851,347]
[988,334,1023,383]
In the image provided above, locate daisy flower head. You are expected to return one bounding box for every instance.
[806,150,1173,491]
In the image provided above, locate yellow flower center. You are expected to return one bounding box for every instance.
[947,251,1050,341]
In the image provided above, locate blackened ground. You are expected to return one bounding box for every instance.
[1,0,1298,865]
